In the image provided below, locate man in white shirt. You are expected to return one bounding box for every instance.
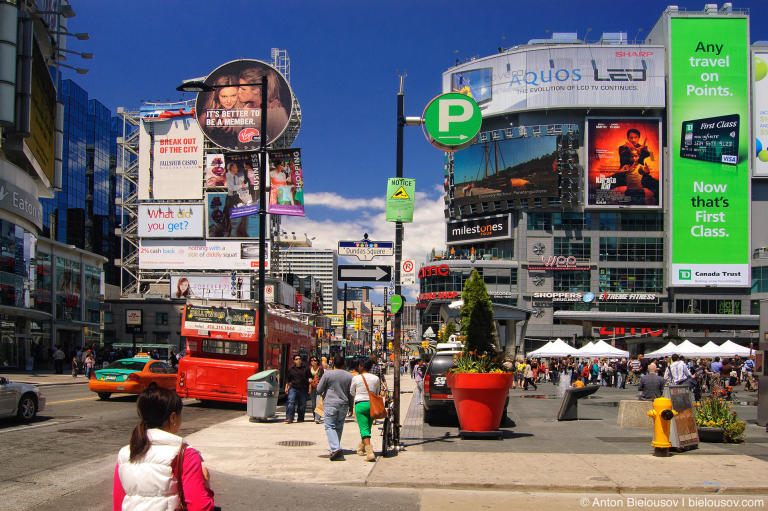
[664,354,693,386]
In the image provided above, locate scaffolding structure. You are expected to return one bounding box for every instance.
[116,48,302,298]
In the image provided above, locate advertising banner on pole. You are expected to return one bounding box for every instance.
[170,275,251,300]
[443,46,665,115]
[206,192,264,238]
[139,240,270,270]
[669,16,750,287]
[585,118,662,208]
[195,59,293,151]
[205,153,227,188]
[386,178,415,222]
[754,52,768,177]
[267,148,305,216]
[137,113,203,200]
[137,204,205,238]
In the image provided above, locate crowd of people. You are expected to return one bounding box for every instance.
[506,353,758,401]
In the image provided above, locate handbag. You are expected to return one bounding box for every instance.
[175,443,188,511]
[360,374,386,419]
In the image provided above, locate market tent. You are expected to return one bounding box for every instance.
[527,339,578,357]
[580,339,630,358]
[699,341,722,358]
[718,340,752,357]
[674,340,705,358]
[574,341,596,358]
[644,341,678,358]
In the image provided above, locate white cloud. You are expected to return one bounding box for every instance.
[304,192,385,211]
[279,187,446,302]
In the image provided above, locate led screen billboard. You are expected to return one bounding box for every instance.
[452,127,580,206]
[585,118,661,208]
[137,204,205,238]
[139,240,269,270]
[268,148,304,216]
[195,59,293,151]
[206,192,264,238]
[170,275,251,300]
[669,17,750,287]
[443,46,665,115]
[754,52,768,177]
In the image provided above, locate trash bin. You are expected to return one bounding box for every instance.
[247,369,279,421]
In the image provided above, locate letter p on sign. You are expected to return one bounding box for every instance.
[423,92,482,152]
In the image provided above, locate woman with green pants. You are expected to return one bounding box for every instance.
[349,358,381,462]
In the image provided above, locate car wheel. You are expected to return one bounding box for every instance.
[97,392,111,400]
[17,393,37,421]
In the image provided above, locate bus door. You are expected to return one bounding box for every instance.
[279,343,290,389]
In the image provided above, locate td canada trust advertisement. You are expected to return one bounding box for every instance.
[670,17,750,287]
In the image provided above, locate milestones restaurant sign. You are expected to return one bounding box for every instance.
[446,214,511,245]
[669,17,750,287]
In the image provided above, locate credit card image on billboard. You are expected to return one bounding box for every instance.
[451,68,492,105]
[679,114,739,165]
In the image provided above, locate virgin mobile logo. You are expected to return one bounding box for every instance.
[238,128,260,143]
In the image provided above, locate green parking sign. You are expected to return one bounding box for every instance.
[422,93,481,152]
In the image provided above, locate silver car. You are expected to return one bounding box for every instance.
[0,377,46,421]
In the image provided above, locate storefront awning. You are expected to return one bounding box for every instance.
[0,304,52,321]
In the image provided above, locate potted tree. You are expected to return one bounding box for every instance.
[446,270,513,433]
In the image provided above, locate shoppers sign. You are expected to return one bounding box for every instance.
[137,204,205,238]
[170,275,251,300]
[669,17,750,287]
[138,106,203,200]
[195,59,293,151]
[532,292,658,304]
[0,177,42,229]
[446,214,511,244]
[585,118,662,208]
[139,240,269,270]
[443,46,665,116]
[754,52,768,177]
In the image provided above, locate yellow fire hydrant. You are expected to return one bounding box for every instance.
[647,397,677,456]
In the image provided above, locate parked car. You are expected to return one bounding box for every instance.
[422,350,509,426]
[0,376,45,421]
[88,355,177,400]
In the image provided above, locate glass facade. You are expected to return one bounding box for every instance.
[598,267,663,293]
[35,251,52,314]
[84,265,101,324]
[599,237,663,262]
[675,299,742,315]
[553,271,591,292]
[752,266,768,293]
[55,256,81,321]
[554,237,591,259]
[0,221,35,308]
[598,212,664,231]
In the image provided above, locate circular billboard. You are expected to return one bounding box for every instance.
[195,59,294,151]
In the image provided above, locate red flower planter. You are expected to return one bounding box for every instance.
[447,372,513,432]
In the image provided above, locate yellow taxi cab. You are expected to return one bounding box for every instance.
[89,354,177,400]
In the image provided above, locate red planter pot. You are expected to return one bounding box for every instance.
[447,372,513,432]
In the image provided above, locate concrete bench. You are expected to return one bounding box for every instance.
[616,400,653,428]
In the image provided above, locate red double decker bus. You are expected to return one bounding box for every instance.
[177,303,315,404]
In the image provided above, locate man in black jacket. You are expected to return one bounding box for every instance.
[285,355,312,423]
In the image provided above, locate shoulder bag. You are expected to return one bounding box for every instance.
[175,443,189,511]
[361,374,386,419]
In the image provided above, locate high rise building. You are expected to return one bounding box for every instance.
[277,248,338,314]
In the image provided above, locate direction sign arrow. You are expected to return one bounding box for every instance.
[338,265,393,282]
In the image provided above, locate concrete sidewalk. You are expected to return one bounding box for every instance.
[0,371,89,386]
[186,371,768,496]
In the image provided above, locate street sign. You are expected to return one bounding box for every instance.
[338,240,394,261]
[385,177,415,223]
[390,294,403,315]
[401,259,415,286]
[338,264,393,282]
[422,92,482,152]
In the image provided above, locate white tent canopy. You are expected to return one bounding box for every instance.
[674,340,705,358]
[644,340,752,359]
[699,341,721,358]
[644,341,679,358]
[575,339,629,358]
[718,340,752,357]
[527,338,579,358]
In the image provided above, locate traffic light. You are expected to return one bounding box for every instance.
[388,342,393,350]
[421,341,428,349]
[355,318,362,331]
[317,328,324,339]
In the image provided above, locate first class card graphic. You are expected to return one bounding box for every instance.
[680,114,740,165]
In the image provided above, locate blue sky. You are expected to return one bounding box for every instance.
[62,0,768,299]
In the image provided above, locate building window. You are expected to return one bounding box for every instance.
[35,251,53,313]
[527,213,551,231]
[553,212,590,231]
[554,237,591,259]
[675,299,742,315]
[104,311,113,324]
[599,268,663,293]
[750,300,760,315]
[599,237,663,262]
[752,266,768,293]
[598,212,663,231]
[156,312,169,326]
[598,303,663,313]
[553,271,591,292]
[154,332,171,343]
[55,256,81,321]
[202,339,248,356]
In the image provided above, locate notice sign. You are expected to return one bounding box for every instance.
[669,17,750,287]
[386,178,415,223]
[181,305,256,339]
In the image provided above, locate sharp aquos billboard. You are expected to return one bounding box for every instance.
[447,214,511,245]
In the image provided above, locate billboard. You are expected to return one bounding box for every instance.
[195,59,293,151]
[452,129,580,205]
[139,240,270,270]
[27,42,56,182]
[138,112,204,200]
[443,46,665,116]
[181,305,256,339]
[585,118,661,208]
[206,192,264,238]
[137,204,205,238]
[268,148,304,216]
[205,153,227,188]
[446,214,512,245]
[669,17,750,287]
[754,52,768,177]
[170,275,251,300]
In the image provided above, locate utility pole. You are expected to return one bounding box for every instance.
[257,76,269,373]
[342,283,348,356]
[392,75,405,447]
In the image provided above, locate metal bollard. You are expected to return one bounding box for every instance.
[646,397,678,457]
